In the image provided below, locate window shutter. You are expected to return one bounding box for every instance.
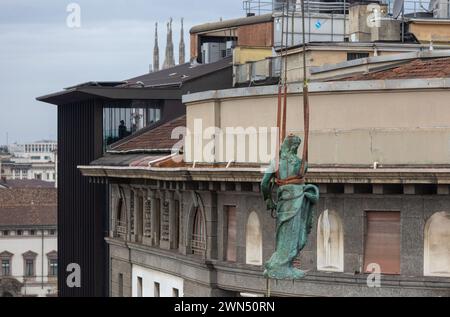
[364,212,401,275]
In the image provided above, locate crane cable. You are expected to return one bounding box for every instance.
[275,0,310,184]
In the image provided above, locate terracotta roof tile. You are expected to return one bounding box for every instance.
[340,57,450,81]
[0,188,57,227]
[111,116,186,152]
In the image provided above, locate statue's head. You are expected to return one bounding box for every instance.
[280,134,302,157]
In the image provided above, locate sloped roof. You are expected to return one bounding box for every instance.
[110,116,186,152]
[0,186,57,227]
[0,205,57,227]
[340,57,450,81]
[37,57,232,105]
[88,116,186,167]
[126,57,232,88]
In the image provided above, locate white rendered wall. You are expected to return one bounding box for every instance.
[132,265,184,298]
[0,232,57,297]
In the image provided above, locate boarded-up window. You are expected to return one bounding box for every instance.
[226,206,237,262]
[364,212,401,275]
[317,210,344,272]
[424,212,450,277]
[246,212,263,266]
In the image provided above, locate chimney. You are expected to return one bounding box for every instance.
[153,22,160,72]
[163,18,176,69]
[179,18,186,65]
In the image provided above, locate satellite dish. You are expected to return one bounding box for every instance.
[393,0,405,19]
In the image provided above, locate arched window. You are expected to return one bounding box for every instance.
[424,212,450,277]
[317,210,344,272]
[246,212,263,266]
[115,198,127,238]
[191,207,206,256]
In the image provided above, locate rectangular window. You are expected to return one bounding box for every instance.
[174,200,180,250]
[17,230,23,236]
[25,259,34,277]
[118,273,124,297]
[347,52,370,61]
[2,260,11,276]
[137,277,143,297]
[154,282,160,297]
[2,231,9,236]
[172,288,180,297]
[364,211,401,275]
[49,259,58,276]
[103,101,163,151]
[226,206,237,262]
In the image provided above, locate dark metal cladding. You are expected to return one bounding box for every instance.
[57,99,107,297]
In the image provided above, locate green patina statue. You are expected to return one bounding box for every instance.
[261,135,320,280]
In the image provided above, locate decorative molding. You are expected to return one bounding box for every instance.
[22,251,38,259]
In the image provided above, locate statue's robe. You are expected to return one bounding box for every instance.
[262,156,319,279]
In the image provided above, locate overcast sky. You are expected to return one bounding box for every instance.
[0,0,244,144]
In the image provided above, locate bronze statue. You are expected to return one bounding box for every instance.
[261,135,319,280]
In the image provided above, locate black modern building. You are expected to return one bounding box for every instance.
[37,57,233,296]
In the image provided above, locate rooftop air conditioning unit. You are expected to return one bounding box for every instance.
[201,43,222,64]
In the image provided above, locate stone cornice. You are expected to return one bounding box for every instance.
[80,165,450,184]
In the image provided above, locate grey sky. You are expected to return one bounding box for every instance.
[0,0,243,144]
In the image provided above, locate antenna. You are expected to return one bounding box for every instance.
[393,0,405,19]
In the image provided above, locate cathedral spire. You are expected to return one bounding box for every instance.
[153,22,160,73]
[179,18,186,65]
[163,18,175,69]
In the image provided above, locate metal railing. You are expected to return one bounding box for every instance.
[386,0,450,18]
[243,0,350,15]
[115,221,127,238]
[243,0,450,19]
[191,234,206,256]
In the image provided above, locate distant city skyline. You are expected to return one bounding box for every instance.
[0,0,243,144]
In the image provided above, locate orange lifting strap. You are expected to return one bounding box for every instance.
[275,0,310,186]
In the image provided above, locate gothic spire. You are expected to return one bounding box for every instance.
[163,18,175,69]
[179,18,186,65]
[153,22,160,72]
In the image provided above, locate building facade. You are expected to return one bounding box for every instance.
[0,141,57,183]
[41,0,450,297]
[0,180,57,297]
[80,54,450,297]
[37,58,233,297]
